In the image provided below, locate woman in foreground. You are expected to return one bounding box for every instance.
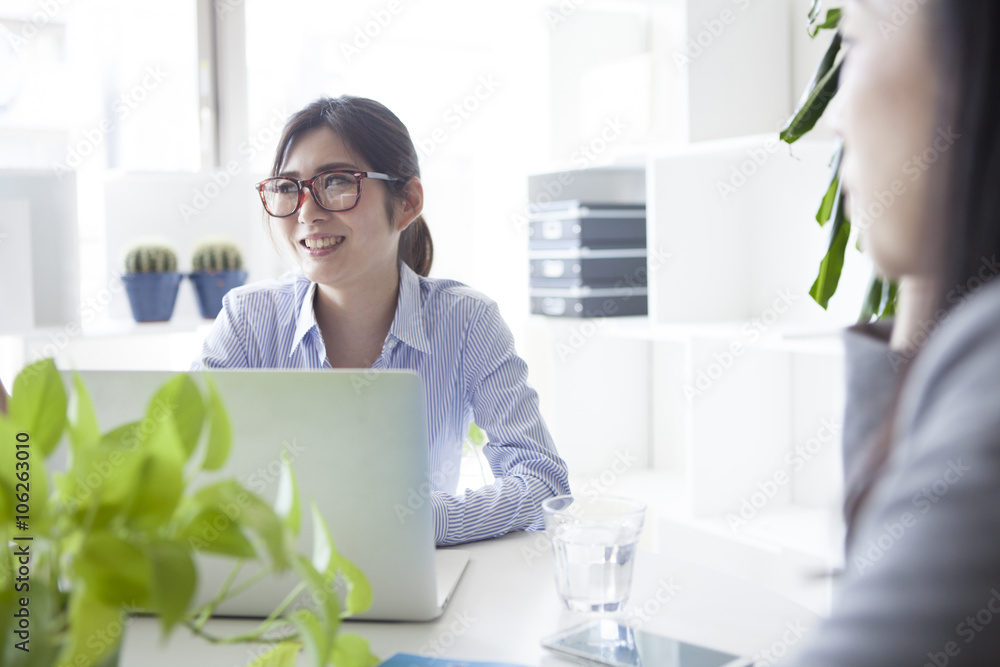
[784,1,1000,664]
[194,96,569,546]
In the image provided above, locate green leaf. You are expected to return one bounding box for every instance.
[809,199,852,310]
[60,422,146,514]
[177,506,256,558]
[275,452,302,538]
[780,32,843,144]
[332,553,373,617]
[68,371,100,450]
[309,501,373,617]
[9,358,67,457]
[248,642,301,667]
[0,417,51,529]
[808,0,822,25]
[858,272,885,324]
[147,374,204,460]
[310,500,334,575]
[290,609,328,667]
[808,8,842,37]
[0,564,63,666]
[467,421,486,447]
[183,481,287,568]
[73,532,152,607]
[202,375,232,471]
[292,555,342,644]
[815,143,844,227]
[56,591,124,667]
[146,540,197,633]
[329,633,381,667]
[878,280,899,320]
[126,417,185,528]
[0,452,51,532]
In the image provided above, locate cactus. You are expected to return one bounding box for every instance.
[125,245,178,273]
[192,241,243,273]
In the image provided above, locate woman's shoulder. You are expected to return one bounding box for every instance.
[898,277,1000,442]
[416,274,499,316]
[913,277,1000,378]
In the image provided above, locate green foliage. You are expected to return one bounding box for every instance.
[809,198,851,310]
[0,358,378,667]
[192,241,244,273]
[780,32,843,145]
[783,1,898,321]
[125,245,178,274]
[467,422,486,448]
[859,273,899,323]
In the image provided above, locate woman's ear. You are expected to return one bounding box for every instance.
[395,177,424,232]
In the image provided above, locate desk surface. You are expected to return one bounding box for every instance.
[120,531,822,666]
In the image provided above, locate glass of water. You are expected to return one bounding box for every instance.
[542,495,647,614]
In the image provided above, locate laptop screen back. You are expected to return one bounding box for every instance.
[65,369,440,621]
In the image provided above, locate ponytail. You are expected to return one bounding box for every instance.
[399,214,433,277]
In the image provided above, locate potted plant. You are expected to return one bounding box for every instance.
[0,358,380,667]
[121,243,183,323]
[189,239,248,319]
[780,0,897,322]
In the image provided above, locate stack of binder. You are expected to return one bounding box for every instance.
[528,200,648,318]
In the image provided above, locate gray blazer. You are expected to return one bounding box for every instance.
[783,278,1000,666]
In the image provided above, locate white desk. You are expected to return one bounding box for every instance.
[120,531,822,666]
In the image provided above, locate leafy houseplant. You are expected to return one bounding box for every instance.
[780,0,898,322]
[0,358,380,667]
[121,244,183,323]
[189,240,248,319]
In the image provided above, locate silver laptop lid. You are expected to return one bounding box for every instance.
[65,369,440,621]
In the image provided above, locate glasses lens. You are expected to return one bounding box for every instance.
[261,179,299,216]
[314,171,359,212]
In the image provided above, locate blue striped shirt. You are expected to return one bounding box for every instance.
[192,262,569,545]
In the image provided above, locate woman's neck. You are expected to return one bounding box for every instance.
[313,265,400,368]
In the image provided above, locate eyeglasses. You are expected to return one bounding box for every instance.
[255,170,400,217]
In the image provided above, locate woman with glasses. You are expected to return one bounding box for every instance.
[193,96,569,546]
[781,1,1000,665]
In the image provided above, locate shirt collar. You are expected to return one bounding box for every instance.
[290,279,320,357]
[289,264,432,357]
[389,262,432,355]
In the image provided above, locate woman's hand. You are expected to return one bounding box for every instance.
[889,276,939,353]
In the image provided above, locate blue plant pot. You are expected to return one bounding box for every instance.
[122,272,182,322]
[190,269,248,319]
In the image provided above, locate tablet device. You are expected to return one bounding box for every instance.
[541,619,753,667]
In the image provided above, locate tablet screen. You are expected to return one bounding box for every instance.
[542,619,752,667]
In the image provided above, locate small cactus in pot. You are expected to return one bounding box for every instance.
[126,245,179,274]
[192,241,244,273]
[121,243,183,322]
[189,239,248,319]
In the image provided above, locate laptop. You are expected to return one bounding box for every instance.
[64,369,470,622]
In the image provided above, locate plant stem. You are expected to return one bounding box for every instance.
[192,560,244,631]
[183,618,295,645]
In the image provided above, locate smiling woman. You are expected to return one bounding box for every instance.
[192,96,570,547]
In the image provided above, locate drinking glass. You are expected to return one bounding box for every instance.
[542,495,646,614]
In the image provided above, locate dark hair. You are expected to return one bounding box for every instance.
[845,1,1000,534]
[270,96,433,277]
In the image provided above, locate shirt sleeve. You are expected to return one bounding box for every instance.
[190,291,251,370]
[431,302,570,546]
[782,311,1000,666]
